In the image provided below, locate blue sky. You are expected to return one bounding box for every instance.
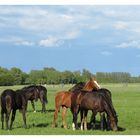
[0,6,140,76]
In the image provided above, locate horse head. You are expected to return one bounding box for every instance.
[83,77,101,91]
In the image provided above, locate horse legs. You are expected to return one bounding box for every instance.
[5,111,11,130]
[84,110,88,130]
[31,101,36,113]
[62,106,67,129]
[72,105,79,130]
[100,112,108,130]
[80,110,88,130]
[22,108,27,128]
[40,96,46,113]
[103,113,107,130]
[52,109,59,128]
[80,110,84,130]
[1,110,4,129]
[41,102,46,113]
[90,111,96,129]
[10,109,16,130]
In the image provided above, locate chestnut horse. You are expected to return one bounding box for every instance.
[52,78,101,128]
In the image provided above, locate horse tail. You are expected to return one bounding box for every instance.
[5,95,12,114]
[44,89,48,104]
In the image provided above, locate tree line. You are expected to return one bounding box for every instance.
[0,66,140,86]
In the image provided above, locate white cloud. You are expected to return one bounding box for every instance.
[1,6,140,49]
[63,31,80,40]
[15,40,34,46]
[114,21,128,30]
[113,21,140,34]
[0,36,34,46]
[39,36,64,47]
[101,51,112,56]
[116,40,140,49]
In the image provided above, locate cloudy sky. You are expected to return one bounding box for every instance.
[0,5,140,76]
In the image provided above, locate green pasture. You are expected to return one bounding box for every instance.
[0,83,140,135]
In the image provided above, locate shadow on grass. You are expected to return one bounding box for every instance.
[77,121,126,132]
[27,109,55,113]
[32,123,49,128]
[117,126,126,131]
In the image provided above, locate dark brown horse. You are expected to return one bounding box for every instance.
[90,88,112,130]
[80,90,118,131]
[52,78,100,128]
[22,85,48,113]
[1,86,38,130]
[71,89,116,130]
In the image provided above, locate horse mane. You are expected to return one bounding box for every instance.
[69,82,85,92]
[100,92,118,122]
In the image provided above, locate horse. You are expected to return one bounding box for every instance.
[80,90,118,131]
[22,85,48,113]
[52,91,71,128]
[52,77,100,129]
[71,78,101,130]
[1,86,38,130]
[90,88,113,130]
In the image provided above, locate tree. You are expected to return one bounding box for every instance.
[82,69,93,81]
[10,67,24,85]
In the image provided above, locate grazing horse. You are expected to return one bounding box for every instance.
[80,90,118,131]
[71,78,101,130]
[52,78,100,128]
[22,85,48,113]
[1,87,38,130]
[90,88,113,130]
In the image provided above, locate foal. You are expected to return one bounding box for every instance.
[23,85,48,113]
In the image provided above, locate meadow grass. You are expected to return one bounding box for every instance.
[0,83,140,135]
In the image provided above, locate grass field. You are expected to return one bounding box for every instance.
[0,83,140,135]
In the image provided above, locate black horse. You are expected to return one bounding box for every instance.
[1,86,38,130]
[22,85,48,113]
[71,89,118,131]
